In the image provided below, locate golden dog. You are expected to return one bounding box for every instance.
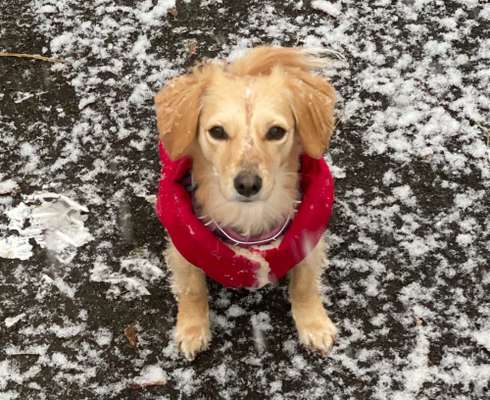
[155,47,337,360]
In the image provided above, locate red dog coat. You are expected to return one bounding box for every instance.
[156,144,334,289]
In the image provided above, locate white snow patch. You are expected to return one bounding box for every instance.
[0,179,18,194]
[136,0,176,26]
[456,233,473,247]
[49,322,86,338]
[79,95,96,110]
[172,367,199,396]
[90,257,159,298]
[208,363,236,386]
[3,192,93,263]
[120,254,164,282]
[0,360,20,391]
[392,185,417,207]
[311,0,341,17]
[4,313,26,328]
[0,236,33,260]
[454,193,473,208]
[480,5,490,20]
[250,312,272,354]
[226,304,246,318]
[330,165,346,179]
[133,364,167,386]
[402,236,432,258]
[94,328,113,347]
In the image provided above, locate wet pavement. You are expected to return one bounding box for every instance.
[1,1,489,399]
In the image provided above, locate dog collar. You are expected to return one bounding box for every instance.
[206,216,291,247]
[156,143,334,289]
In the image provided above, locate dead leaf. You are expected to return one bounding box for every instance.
[185,39,198,57]
[124,323,139,348]
[0,51,65,63]
[167,7,177,17]
[128,379,167,389]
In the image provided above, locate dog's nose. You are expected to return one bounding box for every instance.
[234,172,262,197]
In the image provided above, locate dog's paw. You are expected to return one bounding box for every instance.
[175,323,211,361]
[295,315,337,355]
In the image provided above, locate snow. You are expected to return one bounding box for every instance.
[392,185,417,207]
[0,236,33,260]
[0,0,488,398]
[90,260,152,298]
[311,0,341,17]
[4,313,26,328]
[0,179,18,195]
[49,321,86,338]
[132,364,167,386]
[94,328,113,347]
[473,327,490,352]
[3,193,93,263]
[251,312,272,353]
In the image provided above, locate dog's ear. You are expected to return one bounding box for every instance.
[154,70,207,160]
[286,69,336,159]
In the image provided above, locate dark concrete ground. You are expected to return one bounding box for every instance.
[1,0,489,399]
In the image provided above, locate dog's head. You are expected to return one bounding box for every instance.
[155,47,335,230]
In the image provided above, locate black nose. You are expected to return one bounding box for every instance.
[234,172,262,197]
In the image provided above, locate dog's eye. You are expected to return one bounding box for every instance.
[265,126,287,141]
[208,126,229,140]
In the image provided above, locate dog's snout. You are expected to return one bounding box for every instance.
[234,171,262,198]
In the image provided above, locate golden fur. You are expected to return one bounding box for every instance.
[155,47,337,359]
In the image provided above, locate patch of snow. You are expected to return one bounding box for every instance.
[250,312,272,354]
[49,321,86,338]
[94,328,113,347]
[392,185,417,207]
[90,260,151,297]
[0,179,18,194]
[172,367,199,397]
[133,364,167,386]
[3,192,92,263]
[0,236,33,260]
[4,313,26,328]
[311,0,341,17]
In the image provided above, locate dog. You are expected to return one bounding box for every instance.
[154,47,337,360]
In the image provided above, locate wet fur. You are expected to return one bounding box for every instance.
[155,47,337,359]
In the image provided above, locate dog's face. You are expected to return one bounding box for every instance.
[155,48,336,233]
[197,72,296,203]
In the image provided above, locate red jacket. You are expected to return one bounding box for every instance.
[156,144,334,289]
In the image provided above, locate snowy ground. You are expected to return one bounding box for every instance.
[1,0,489,399]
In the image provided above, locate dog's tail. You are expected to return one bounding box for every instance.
[228,47,334,76]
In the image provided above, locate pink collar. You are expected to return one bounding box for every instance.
[206,216,291,247]
[156,143,334,289]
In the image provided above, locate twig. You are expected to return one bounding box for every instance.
[14,91,48,104]
[476,122,490,147]
[128,380,167,389]
[0,51,65,63]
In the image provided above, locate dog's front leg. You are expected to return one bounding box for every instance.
[288,240,337,354]
[166,244,210,360]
